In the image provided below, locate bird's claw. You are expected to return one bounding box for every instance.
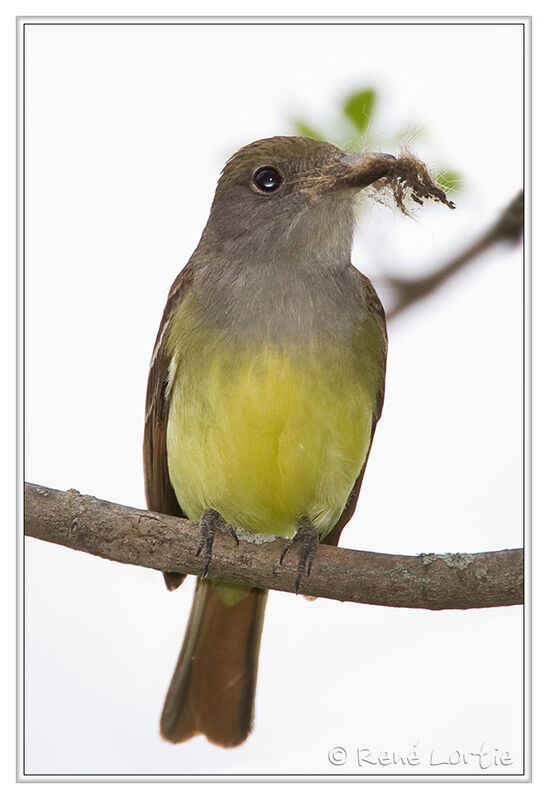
[196,508,238,578]
[280,518,320,594]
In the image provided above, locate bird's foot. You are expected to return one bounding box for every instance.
[196,508,238,578]
[280,517,320,594]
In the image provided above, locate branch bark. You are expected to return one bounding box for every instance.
[24,483,523,611]
[385,190,524,320]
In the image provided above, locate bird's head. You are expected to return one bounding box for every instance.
[202,136,394,264]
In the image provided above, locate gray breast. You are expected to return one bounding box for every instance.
[191,256,367,347]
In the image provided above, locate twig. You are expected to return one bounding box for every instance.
[385,191,524,320]
[24,482,523,610]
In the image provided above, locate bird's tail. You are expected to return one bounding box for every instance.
[160,580,267,747]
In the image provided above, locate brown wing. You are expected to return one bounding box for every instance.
[143,264,196,590]
[323,272,387,549]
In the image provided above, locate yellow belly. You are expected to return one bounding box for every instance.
[166,346,374,540]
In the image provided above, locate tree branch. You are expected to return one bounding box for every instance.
[385,190,524,320]
[24,483,523,610]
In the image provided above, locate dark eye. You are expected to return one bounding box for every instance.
[253,166,283,193]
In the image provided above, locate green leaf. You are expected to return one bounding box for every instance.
[343,89,376,132]
[292,119,326,141]
[435,169,462,193]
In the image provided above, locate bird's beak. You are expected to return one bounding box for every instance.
[316,149,455,211]
[323,151,398,193]
[307,147,456,213]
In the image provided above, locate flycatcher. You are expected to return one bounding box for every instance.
[144,136,389,748]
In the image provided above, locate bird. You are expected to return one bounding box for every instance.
[143,136,388,748]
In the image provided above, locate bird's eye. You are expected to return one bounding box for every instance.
[253,166,283,193]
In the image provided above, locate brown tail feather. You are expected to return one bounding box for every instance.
[160,580,267,747]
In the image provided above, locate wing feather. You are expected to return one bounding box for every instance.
[143,265,196,589]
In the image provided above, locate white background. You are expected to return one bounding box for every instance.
[19,15,527,779]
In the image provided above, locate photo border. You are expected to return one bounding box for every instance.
[16,14,532,783]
